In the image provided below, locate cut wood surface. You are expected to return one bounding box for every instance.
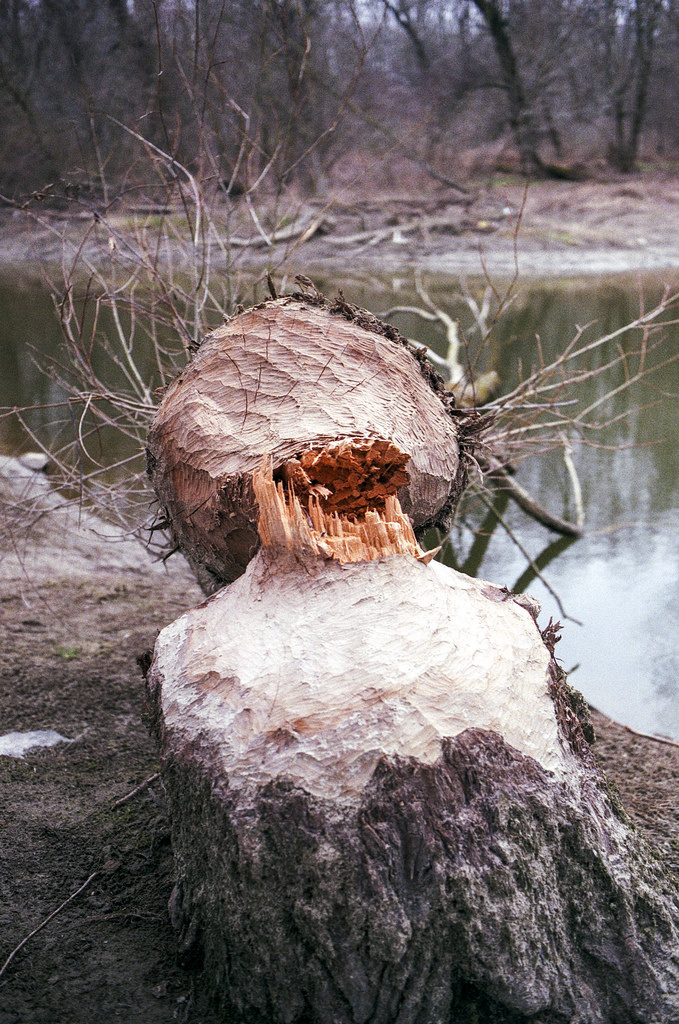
[149,549,571,803]
[147,294,465,591]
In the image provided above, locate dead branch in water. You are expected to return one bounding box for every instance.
[385,273,679,549]
[592,708,679,749]
[483,453,583,538]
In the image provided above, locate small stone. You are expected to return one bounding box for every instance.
[18,452,50,472]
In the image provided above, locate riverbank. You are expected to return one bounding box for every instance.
[1,459,678,1022]
[2,171,679,283]
[304,172,679,280]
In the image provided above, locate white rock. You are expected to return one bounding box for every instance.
[0,729,72,758]
[18,452,50,472]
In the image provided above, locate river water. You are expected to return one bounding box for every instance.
[2,268,678,739]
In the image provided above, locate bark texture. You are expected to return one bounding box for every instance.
[145,550,679,1024]
[151,729,679,1024]
[146,295,465,592]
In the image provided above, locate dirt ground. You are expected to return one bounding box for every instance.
[3,170,679,282]
[1,460,678,1024]
[0,466,222,1023]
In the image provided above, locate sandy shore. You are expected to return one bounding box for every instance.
[3,172,679,283]
[305,175,679,280]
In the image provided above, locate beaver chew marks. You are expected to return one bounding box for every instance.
[256,440,420,563]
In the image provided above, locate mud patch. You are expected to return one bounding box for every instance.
[0,554,223,1023]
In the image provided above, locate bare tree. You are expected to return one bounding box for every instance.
[469,0,545,174]
[0,0,59,187]
[1,0,678,210]
[596,0,664,171]
[382,0,432,73]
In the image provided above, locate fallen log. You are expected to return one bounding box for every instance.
[147,287,468,592]
[227,209,333,247]
[144,288,679,1023]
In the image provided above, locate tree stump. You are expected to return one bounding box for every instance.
[144,289,679,1024]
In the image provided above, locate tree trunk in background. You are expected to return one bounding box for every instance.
[470,0,545,175]
[383,1,432,75]
[606,0,662,172]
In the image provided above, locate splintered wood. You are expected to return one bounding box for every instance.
[254,443,421,564]
[275,439,410,517]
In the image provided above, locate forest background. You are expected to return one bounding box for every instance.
[1,0,678,209]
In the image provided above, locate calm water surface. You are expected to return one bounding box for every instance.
[2,269,678,738]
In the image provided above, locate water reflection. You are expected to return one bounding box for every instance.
[1,269,678,737]
[0,275,69,451]
[0,271,187,485]
[533,516,679,739]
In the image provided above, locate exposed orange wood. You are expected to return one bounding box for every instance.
[254,455,421,564]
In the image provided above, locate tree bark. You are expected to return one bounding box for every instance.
[605,0,661,173]
[383,1,431,75]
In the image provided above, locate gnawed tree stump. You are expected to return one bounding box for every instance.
[146,471,679,1024]
[150,466,574,801]
[147,292,468,592]
[145,290,679,1023]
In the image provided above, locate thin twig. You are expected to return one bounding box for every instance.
[0,872,100,981]
[413,270,463,382]
[474,486,581,624]
[621,725,679,748]
[112,772,160,808]
[560,433,584,531]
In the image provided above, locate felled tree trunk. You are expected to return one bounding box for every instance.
[147,289,467,593]
[145,287,679,1023]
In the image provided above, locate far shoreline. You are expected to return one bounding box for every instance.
[2,172,679,285]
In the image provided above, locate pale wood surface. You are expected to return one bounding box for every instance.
[149,550,571,803]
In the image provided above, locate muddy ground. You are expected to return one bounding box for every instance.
[3,171,679,282]
[0,465,221,1023]
[2,172,679,1022]
[1,460,678,1024]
